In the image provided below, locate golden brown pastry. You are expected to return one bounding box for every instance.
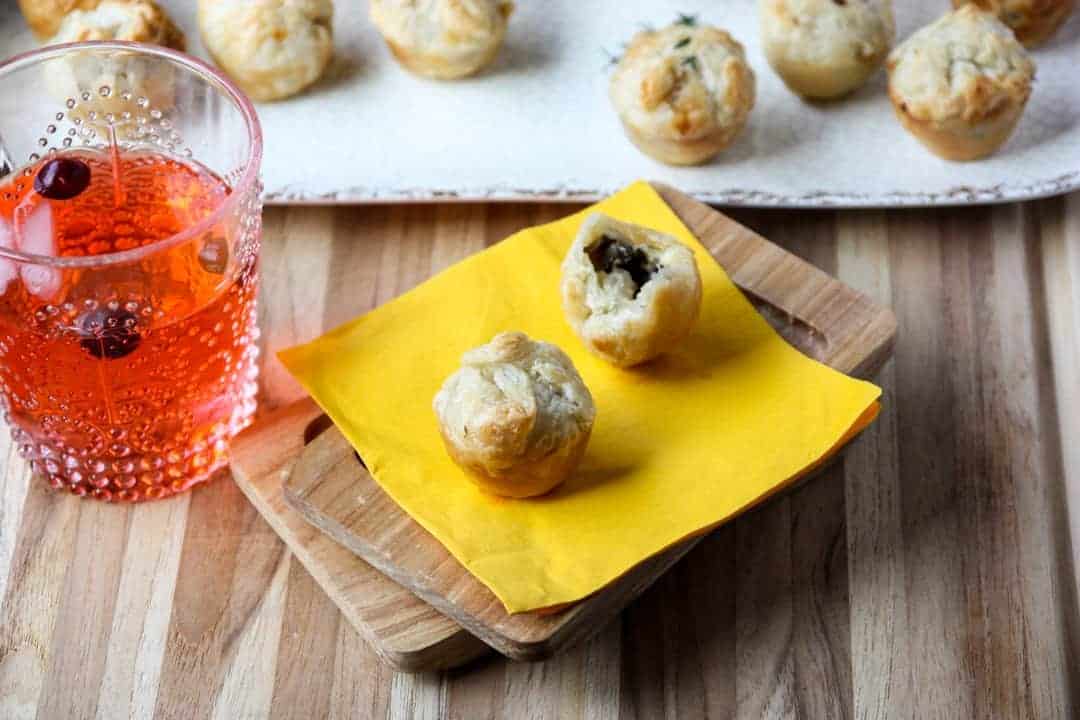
[952,0,1075,47]
[887,6,1035,161]
[199,0,334,102]
[561,213,702,368]
[433,332,596,498]
[369,0,514,80]
[45,0,184,49]
[610,20,756,165]
[43,1,186,120]
[19,0,102,41]
[761,0,895,100]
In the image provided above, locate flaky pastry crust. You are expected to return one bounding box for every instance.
[561,213,702,368]
[19,0,105,41]
[47,0,185,48]
[199,0,334,102]
[434,332,596,498]
[370,0,514,80]
[610,22,756,165]
[887,5,1035,160]
[952,0,1075,47]
[761,0,895,99]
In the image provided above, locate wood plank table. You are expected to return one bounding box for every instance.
[1,198,1078,719]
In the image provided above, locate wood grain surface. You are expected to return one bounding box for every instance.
[279,186,895,664]
[229,397,490,672]
[1,198,1078,719]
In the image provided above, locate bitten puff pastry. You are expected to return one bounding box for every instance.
[887,5,1035,161]
[610,20,756,166]
[434,332,596,498]
[198,0,334,102]
[561,213,702,368]
[952,0,1075,47]
[761,0,895,100]
[369,0,514,80]
[46,0,185,49]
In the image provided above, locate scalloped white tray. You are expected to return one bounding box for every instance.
[2,0,1078,207]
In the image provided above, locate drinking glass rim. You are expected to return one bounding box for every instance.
[0,40,263,269]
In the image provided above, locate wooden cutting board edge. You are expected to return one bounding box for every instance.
[274,184,898,663]
[230,399,490,672]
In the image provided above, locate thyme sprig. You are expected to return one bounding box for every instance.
[602,42,629,70]
[603,13,701,72]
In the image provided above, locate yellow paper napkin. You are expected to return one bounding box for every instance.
[279,182,882,614]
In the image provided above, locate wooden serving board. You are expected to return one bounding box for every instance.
[229,399,490,672]
[267,186,896,663]
[10,193,1075,717]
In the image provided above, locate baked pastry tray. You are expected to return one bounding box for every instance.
[229,185,897,670]
[3,0,1077,207]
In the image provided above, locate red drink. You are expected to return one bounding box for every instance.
[0,149,260,502]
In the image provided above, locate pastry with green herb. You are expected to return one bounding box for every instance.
[609,17,756,165]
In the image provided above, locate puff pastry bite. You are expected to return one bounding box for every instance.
[199,0,334,102]
[952,0,1075,47]
[610,20,756,166]
[370,0,514,80]
[43,1,186,119]
[45,0,185,49]
[561,214,702,368]
[761,0,895,100]
[887,6,1035,161]
[434,332,596,499]
[19,0,103,41]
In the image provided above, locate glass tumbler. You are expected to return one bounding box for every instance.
[0,42,263,502]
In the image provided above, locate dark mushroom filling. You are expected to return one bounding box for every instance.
[586,234,659,299]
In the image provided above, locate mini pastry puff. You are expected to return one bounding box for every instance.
[952,0,1076,47]
[610,21,756,165]
[46,0,186,49]
[43,1,187,122]
[370,0,514,80]
[199,0,334,102]
[761,0,895,100]
[561,214,703,368]
[887,5,1035,161]
[434,332,596,499]
[19,0,107,41]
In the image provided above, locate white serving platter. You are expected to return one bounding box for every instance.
[2,0,1078,207]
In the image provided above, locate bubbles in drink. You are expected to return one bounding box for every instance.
[0,143,259,502]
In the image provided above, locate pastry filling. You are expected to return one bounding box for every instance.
[587,235,658,298]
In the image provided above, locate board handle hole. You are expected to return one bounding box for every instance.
[303,414,335,444]
[303,414,368,469]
